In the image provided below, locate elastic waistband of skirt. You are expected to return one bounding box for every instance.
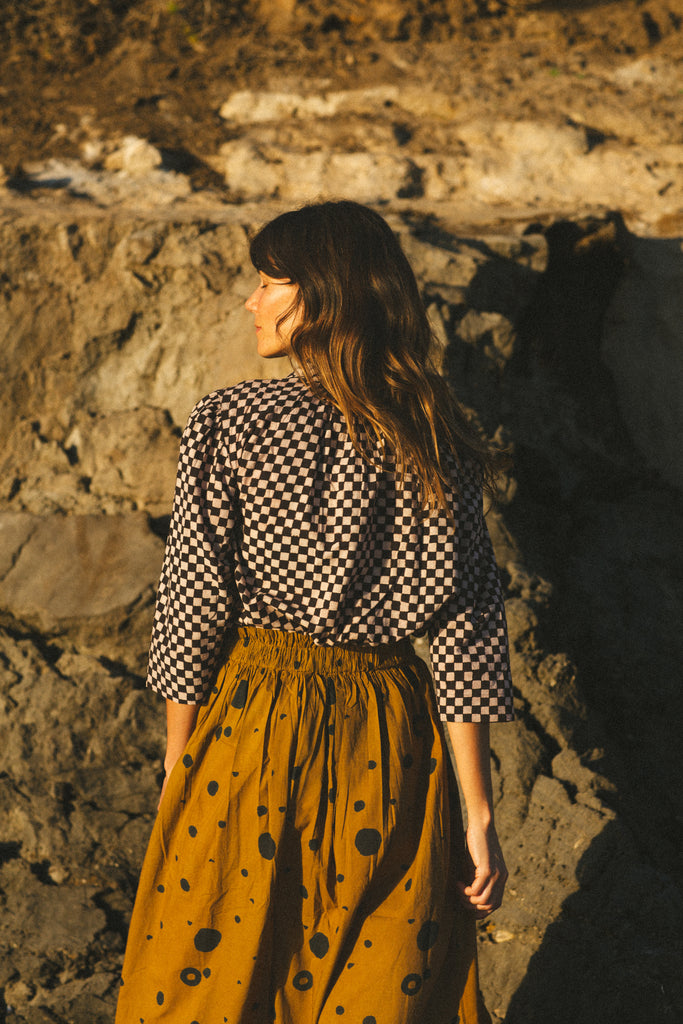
[228,626,414,674]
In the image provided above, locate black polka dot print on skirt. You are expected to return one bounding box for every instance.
[417,920,439,951]
[188,825,198,837]
[207,780,219,796]
[231,679,248,708]
[180,968,202,987]
[292,970,313,991]
[194,928,222,952]
[355,828,382,856]
[156,991,164,1005]
[258,832,276,860]
[182,754,193,768]
[180,878,190,891]
[363,1017,377,1024]
[401,973,423,996]
[354,800,365,811]
[309,933,329,959]
[257,805,267,817]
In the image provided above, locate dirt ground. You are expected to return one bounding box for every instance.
[2,0,682,196]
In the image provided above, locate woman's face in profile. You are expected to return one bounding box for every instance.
[245,272,301,358]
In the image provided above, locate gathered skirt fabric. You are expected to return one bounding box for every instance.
[116,627,490,1024]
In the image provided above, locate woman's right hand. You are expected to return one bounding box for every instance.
[458,821,508,918]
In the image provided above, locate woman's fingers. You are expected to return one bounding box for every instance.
[457,878,504,915]
[465,860,507,899]
[457,823,508,915]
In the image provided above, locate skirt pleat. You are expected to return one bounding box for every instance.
[116,627,491,1024]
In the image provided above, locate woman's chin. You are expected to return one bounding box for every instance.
[258,341,289,359]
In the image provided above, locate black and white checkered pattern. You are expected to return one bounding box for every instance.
[147,374,514,723]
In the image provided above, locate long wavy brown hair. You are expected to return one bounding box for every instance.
[249,201,503,514]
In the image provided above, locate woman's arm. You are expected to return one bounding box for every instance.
[147,391,238,708]
[158,699,200,806]
[447,721,507,918]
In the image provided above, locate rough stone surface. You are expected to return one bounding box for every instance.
[0,211,292,519]
[0,862,106,955]
[602,234,683,490]
[213,95,683,229]
[0,513,164,628]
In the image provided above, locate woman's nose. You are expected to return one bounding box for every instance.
[245,288,259,312]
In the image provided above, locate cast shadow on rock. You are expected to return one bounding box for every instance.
[504,818,683,1024]
[437,215,683,1022]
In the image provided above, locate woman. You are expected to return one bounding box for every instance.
[116,201,514,1024]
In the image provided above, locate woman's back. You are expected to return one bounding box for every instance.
[148,372,512,724]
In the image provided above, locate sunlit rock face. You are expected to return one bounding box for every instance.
[213,86,683,233]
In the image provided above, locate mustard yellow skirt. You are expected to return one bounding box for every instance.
[116,627,490,1024]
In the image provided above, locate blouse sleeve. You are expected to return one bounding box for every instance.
[146,392,239,704]
[428,469,514,724]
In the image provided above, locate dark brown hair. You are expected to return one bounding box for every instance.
[250,200,503,513]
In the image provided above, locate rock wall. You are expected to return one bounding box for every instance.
[213,83,683,235]
[1,195,682,1023]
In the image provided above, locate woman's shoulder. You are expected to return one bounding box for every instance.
[229,372,312,415]
[191,373,306,416]
[187,373,325,441]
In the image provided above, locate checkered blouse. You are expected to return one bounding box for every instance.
[147,374,514,723]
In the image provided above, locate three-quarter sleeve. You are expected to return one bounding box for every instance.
[147,392,239,704]
[428,472,514,723]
